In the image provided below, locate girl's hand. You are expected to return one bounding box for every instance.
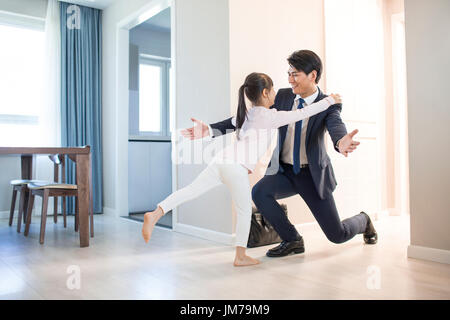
[330,93,342,104]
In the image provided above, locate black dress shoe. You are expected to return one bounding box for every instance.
[361,212,377,244]
[266,238,305,257]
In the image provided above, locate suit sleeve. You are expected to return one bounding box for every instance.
[324,103,348,152]
[209,117,236,138]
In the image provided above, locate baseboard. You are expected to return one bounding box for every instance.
[0,210,59,220]
[173,222,235,245]
[407,245,450,265]
[103,207,118,217]
[0,210,10,220]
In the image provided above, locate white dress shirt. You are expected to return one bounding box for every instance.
[280,89,320,165]
[213,95,335,172]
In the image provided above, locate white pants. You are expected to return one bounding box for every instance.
[158,162,252,248]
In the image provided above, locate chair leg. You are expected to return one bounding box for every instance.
[39,190,49,244]
[9,189,17,226]
[22,189,29,224]
[53,197,58,223]
[90,206,94,238]
[24,193,35,237]
[16,188,26,233]
[63,196,67,228]
[75,197,79,232]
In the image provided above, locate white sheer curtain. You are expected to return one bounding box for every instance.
[0,1,59,148]
[41,0,61,148]
[34,0,62,214]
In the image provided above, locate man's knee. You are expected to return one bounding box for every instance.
[251,183,267,205]
[326,232,345,244]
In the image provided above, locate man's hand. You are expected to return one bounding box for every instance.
[338,129,360,157]
[180,118,210,140]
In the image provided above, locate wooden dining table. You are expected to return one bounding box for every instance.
[0,146,93,247]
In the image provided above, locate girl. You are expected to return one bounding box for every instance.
[142,72,341,267]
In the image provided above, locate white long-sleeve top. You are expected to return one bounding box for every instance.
[213,96,336,172]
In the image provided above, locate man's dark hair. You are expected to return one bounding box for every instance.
[287,50,323,84]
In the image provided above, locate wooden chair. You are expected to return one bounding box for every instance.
[49,154,68,228]
[9,179,48,233]
[9,154,65,233]
[24,182,78,244]
[23,154,94,244]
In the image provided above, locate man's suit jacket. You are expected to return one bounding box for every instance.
[210,87,347,200]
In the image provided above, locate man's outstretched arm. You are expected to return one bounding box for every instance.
[180,117,236,140]
[324,104,360,157]
[209,117,236,137]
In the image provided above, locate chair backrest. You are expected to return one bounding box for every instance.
[48,154,65,184]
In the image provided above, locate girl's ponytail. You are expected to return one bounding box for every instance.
[236,84,248,140]
[235,72,273,140]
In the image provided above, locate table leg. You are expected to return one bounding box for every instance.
[89,151,94,238]
[75,154,90,247]
[21,155,33,224]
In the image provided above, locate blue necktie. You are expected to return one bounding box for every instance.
[293,98,305,174]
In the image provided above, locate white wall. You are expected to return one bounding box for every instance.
[174,0,232,235]
[404,0,450,259]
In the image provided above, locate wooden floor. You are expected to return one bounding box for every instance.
[0,214,449,300]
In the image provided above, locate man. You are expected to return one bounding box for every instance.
[182,50,377,257]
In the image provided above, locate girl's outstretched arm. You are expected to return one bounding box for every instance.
[270,94,340,128]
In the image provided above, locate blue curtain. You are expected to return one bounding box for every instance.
[60,2,102,214]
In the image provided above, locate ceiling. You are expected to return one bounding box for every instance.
[59,0,117,10]
[59,1,171,33]
[140,7,171,32]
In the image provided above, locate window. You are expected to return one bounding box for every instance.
[0,16,45,146]
[137,55,171,138]
[139,63,162,132]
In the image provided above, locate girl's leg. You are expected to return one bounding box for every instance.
[218,164,259,266]
[142,163,222,242]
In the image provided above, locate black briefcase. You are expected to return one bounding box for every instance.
[246,204,288,248]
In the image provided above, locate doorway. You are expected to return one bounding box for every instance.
[114,0,175,228]
[391,12,409,216]
[127,7,173,228]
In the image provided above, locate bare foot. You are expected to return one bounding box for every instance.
[142,207,163,243]
[233,255,260,267]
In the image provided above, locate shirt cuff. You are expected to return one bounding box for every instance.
[205,125,214,141]
[327,96,336,105]
[335,138,341,150]
[208,125,214,136]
